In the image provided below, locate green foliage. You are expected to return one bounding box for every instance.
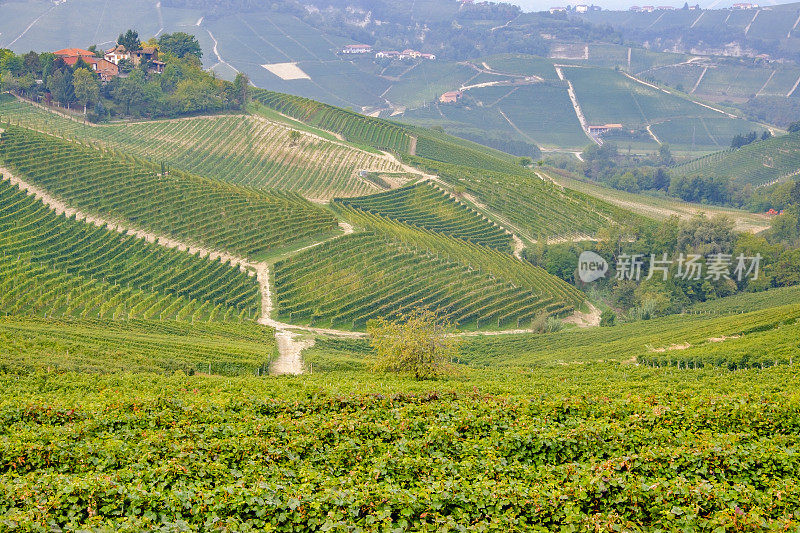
[407,156,642,242]
[0,98,399,200]
[600,309,616,326]
[3,364,800,530]
[117,29,141,52]
[368,309,457,379]
[273,216,583,331]
[675,131,800,189]
[337,182,513,250]
[0,126,338,258]
[0,180,260,317]
[0,317,274,375]
[252,89,412,153]
[157,32,202,59]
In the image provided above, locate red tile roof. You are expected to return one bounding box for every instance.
[54,48,95,58]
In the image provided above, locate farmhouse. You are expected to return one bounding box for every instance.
[549,6,567,13]
[55,49,119,82]
[575,5,589,13]
[342,44,373,54]
[104,45,165,74]
[588,123,623,134]
[732,2,758,8]
[439,91,463,104]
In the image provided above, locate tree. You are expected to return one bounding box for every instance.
[518,156,532,167]
[288,129,301,146]
[22,51,41,76]
[233,72,250,107]
[114,69,145,114]
[158,32,203,59]
[118,29,141,52]
[73,68,99,116]
[790,180,800,206]
[367,309,458,379]
[658,143,674,166]
[48,69,75,107]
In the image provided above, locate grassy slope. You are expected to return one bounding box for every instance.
[542,167,771,233]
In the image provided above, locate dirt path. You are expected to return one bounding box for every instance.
[0,164,363,372]
[555,67,596,145]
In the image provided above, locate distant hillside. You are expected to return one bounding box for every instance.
[675,130,800,188]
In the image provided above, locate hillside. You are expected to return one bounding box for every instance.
[0,125,340,258]
[675,130,800,188]
[0,178,260,322]
[0,95,405,201]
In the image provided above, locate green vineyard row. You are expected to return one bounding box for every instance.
[337,182,513,251]
[0,125,339,259]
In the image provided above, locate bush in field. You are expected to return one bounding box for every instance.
[368,309,458,379]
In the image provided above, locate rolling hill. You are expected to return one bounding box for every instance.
[0,94,405,201]
[674,130,800,188]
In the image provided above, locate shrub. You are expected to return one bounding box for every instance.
[367,309,458,379]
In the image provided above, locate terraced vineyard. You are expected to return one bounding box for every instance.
[0,126,339,258]
[252,89,413,153]
[337,182,512,251]
[0,317,274,375]
[0,180,260,321]
[408,157,640,242]
[0,96,401,200]
[674,131,800,187]
[273,229,580,331]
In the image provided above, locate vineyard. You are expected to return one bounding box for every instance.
[3,364,800,530]
[674,131,800,187]
[337,182,513,251]
[251,89,413,153]
[0,126,339,259]
[0,96,402,200]
[408,157,641,242]
[450,301,800,368]
[0,317,274,375]
[272,223,582,330]
[0,179,260,315]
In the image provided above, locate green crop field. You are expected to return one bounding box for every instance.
[273,210,584,331]
[0,126,339,259]
[0,317,275,375]
[408,157,641,243]
[252,89,413,153]
[0,96,400,200]
[675,130,800,187]
[0,179,260,318]
[337,182,513,251]
[4,361,800,530]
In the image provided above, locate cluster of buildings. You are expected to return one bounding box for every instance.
[54,44,165,82]
[341,44,436,60]
[628,2,753,10]
[549,5,601,13]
